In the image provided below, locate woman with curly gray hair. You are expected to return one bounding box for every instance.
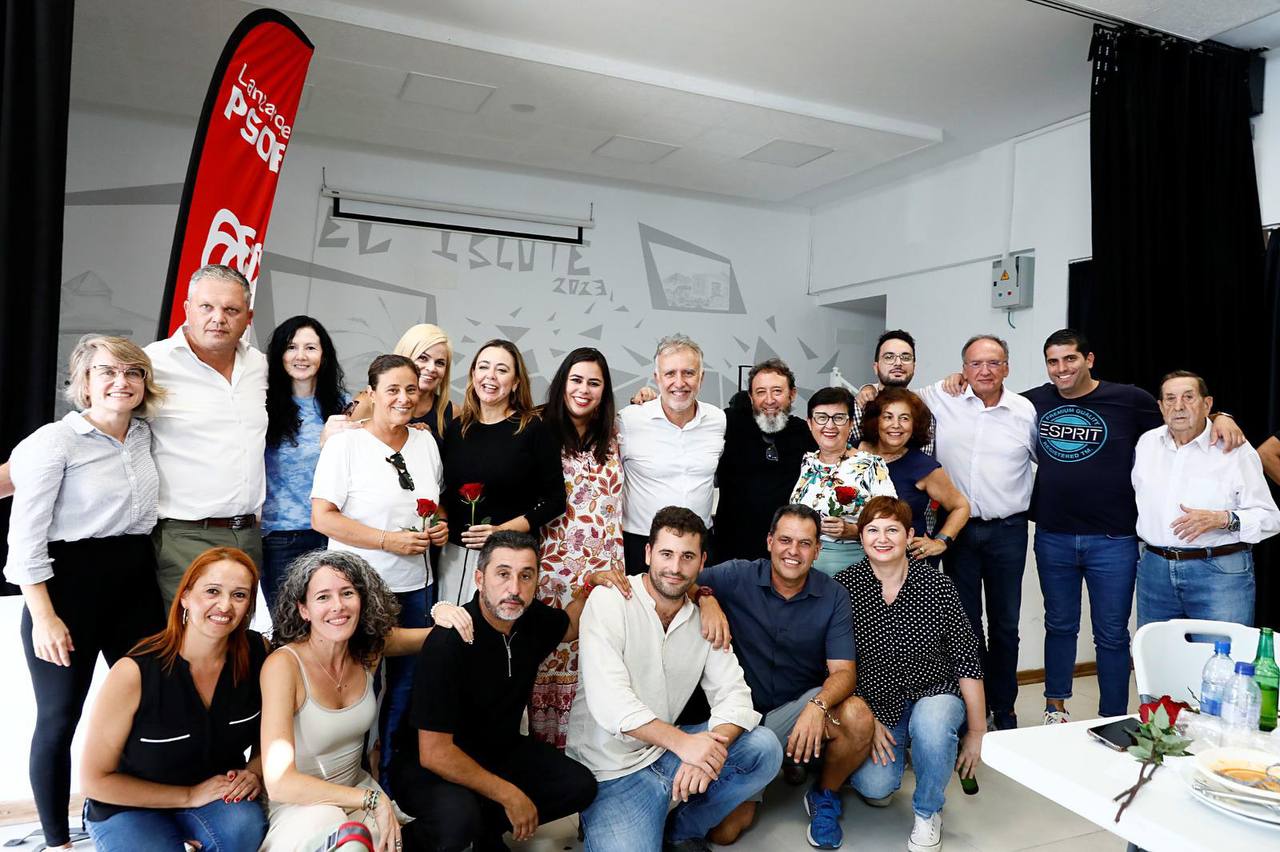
[260,550,471,852]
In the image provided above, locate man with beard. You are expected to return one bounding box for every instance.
[570,507,781,852]
[391,531,598,851]
[852,330,935,453]
[714,359,816,561]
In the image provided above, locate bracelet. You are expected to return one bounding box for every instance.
[430,601,450,621]
[809,696,842,727]
[362,788,380,812]
[378,530,387,551]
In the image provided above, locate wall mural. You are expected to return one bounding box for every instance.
[60,181,847,414]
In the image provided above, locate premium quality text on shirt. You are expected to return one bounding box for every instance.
[617,398,726,534]
[567,574,760,781]
[144,327,268,520]
[917,381,1036,520]
[1132,421,1280,548]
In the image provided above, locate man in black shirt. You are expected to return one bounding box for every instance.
[390,531,597,852]
[714,359,816,560]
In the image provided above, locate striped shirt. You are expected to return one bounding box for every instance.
[4,412,158,585]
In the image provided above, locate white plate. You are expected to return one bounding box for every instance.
[1193,747,1280,802]
[1189,780,1280,827]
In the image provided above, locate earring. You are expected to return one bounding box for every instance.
[181,608,188,625]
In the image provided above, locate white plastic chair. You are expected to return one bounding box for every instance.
[1132,618,1261,705]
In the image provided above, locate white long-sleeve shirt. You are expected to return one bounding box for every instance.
[617,399,725,534]
[917,381,1037,520]
[1132,421,1280,548]
[567,574,761,781]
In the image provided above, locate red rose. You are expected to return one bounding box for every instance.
[929,499,941,511]
[834,486,857,505]
[459,482,484,503]
[416,498,438,518]
[1138,695,1191,726]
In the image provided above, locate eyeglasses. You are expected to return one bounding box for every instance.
[91,365,146,382]
[879,352,915,364]
[811,412,851,426]
[385,453,415,491]
[964,360,1008,371]
[763,435,779,463]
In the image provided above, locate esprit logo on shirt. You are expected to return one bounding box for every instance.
[1038,405,1108,463]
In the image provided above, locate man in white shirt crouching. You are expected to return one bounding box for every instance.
[1133,370,1280,626]
[568,506,782,852]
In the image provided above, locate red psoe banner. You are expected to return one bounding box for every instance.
[157,9,313,338]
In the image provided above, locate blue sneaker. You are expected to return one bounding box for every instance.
[804,787,843,849]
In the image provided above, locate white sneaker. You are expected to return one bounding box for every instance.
[907,812,942,852]
[1043,707,1071,725]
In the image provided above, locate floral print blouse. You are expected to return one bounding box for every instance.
[789,450,897,541]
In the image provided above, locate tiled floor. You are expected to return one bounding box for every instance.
[0,676,1137,851]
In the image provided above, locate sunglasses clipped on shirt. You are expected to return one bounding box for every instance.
[385,452,415,491]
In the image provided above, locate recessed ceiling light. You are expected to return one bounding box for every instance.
[510,103,537,113]
[593,135,680,164]
[741,139,834,168]
[399,72,495,113]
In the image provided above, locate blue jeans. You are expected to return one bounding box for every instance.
[813,539,866,577]
[944,515,1028,718]
[848,694,965,819]
[581,725,783,851]
[377,587,428,796]
[261,529,327,616]
[1034,531,1137,717]
[1137,547,1255,627]
[86,799,266,852]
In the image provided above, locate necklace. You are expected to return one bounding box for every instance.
[876,445,908,463]
[307,643,347,693]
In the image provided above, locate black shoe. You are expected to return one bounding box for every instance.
[783,758,809,786]
[991,710,1018,731]
[664,839,712,852]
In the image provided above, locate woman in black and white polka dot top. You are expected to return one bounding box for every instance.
[834,496,986,852]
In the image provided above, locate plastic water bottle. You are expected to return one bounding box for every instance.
[1200,640,1234,717]
[1221,662,1263,744]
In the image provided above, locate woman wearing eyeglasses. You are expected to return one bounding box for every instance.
[311,353,447,795]
[791,386,897,577]
[4,335,168,850]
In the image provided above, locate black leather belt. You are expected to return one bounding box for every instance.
[167,515,258,530]
[1144,541,1250,561]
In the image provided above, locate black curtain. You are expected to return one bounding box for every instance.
[1072,25,1279,625]
[0,1,76,579]
[1079,24,1268,436]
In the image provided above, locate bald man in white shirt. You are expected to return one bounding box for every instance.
[1132,371,1280,626]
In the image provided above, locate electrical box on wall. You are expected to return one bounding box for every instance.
[991,255,1035,309]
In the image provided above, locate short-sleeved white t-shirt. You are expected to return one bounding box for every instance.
[311,427,443,592]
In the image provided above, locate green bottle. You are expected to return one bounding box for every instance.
[1252,627,1279,732]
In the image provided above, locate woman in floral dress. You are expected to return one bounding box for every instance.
[533,348,627,748]
[791,386,896,577]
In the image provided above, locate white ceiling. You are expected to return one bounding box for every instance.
[69,0,1280,206]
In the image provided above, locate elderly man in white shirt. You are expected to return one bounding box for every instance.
[617,334,726,575]
[144,264,268,606]
[1132,371,1280,626]
[915,334,1037,731]
[568,506,781,852]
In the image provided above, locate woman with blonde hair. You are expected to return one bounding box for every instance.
[80,547,268,851]
[5,335,167,849]
[348,324,455,440]
[438,339,565,605]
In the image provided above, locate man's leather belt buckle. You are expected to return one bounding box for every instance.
[1147,542,1249,561]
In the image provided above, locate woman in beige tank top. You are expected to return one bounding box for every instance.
[259,550,472,852]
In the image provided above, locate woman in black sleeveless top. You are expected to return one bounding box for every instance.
[80,547,269,852]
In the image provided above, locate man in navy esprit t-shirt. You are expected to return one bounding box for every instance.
[1024,329,1243,726]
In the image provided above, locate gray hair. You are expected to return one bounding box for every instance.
[961,334,1010,361]
[477,531,540,572]
[188,264,251,301]
[653,333,704,370]
[270,550,401,668]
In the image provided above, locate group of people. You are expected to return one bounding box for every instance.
[3,260,1279,852]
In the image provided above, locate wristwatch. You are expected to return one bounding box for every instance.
[936,533,954,547]
[694,585,716,602]
[1226,511,1241,533]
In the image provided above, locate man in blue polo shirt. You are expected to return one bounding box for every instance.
[693,504,874,850]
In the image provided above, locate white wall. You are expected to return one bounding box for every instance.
[807,49,1280,674]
